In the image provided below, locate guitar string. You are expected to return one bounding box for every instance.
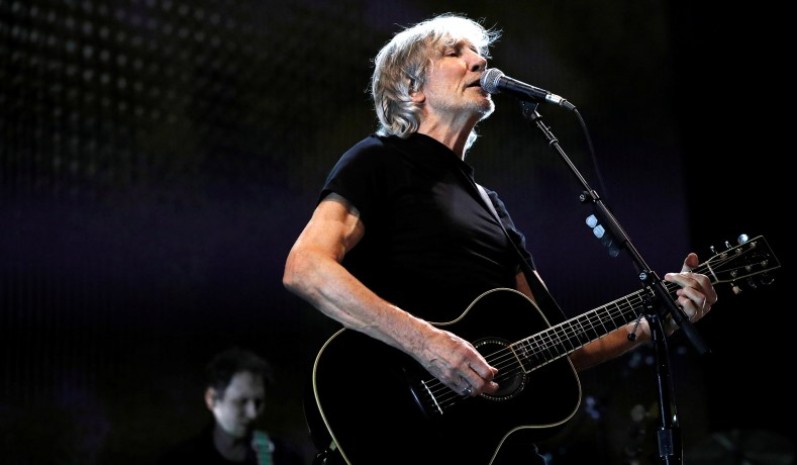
[421,249,756,410]
[432,292,646,408]
[431,249,765,408]
[427,284,653,407]
[428,273,666,403]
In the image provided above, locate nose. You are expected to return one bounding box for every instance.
[244,401,259,419]
[470,54,487,73]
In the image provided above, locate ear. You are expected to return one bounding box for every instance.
[204,387,218,410]
[410,88,425,103]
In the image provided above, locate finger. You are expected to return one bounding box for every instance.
[681,252,699,273]
[674,288,708,321]
[670,272,717,308]
[457,369,485,395]
[664,272,693,287]
[692,275,718,306]
[467,359,497,381]
[675,285,706,307]
[458,376,474,397]
[459,366,499,396]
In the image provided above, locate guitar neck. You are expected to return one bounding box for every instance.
[512,259,720,372]
[511,286,654,372]
[511,231,781,372]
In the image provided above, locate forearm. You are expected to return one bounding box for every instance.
[569,321,650,371]
[283,250,436,356]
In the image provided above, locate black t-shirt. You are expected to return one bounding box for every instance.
[322,133,536,322]
[318,132,562,465]
[157,425,305,465]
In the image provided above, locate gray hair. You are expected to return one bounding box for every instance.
[370,14,501,150]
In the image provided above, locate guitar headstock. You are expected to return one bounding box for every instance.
[699,234,781,294]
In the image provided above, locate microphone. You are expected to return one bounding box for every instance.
[480,68,575,111]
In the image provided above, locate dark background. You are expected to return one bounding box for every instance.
[1,1,791,464]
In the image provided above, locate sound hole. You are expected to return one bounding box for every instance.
[474,338,526,401]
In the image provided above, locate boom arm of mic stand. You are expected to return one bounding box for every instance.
[519,101,709,465]
[519,101,709,354]
[592,200,710,355]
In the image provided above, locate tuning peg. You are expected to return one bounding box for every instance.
[713,233,756,254]
[758,273,776,286]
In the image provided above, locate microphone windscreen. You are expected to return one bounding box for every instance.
[479,68,505,94]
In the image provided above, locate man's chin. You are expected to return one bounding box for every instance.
[478,102,495,120]
[223,426,251,439]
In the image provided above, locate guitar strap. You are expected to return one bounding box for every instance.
[475,183,566,323]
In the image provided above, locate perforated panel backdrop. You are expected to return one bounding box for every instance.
[1,1,792,464]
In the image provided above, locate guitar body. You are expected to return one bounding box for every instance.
[308,288,582,465]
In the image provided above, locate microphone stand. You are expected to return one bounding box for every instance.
[519,101,710,465]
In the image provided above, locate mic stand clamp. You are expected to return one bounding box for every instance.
[519,101,710,465]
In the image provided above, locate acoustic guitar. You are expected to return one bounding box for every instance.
[305,235,780,465]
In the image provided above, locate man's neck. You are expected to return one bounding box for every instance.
[212,423,250,462]
[418,115,479,159]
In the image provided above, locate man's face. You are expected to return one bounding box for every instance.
[208,371,265,438]
[415,37,494,121]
